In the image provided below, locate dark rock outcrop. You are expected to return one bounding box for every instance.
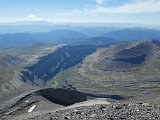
[35,88,87,106]
[0,88,87,120]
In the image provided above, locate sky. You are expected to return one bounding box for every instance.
[0,0,160,24]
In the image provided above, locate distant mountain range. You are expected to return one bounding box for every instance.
[0,29,88,47]
[80,37,116,45]
[0,22,123,35]
[101,28,160,41]
[0,28,160,47]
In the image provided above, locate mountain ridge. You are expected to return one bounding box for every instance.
[47,40,160,105]
[101,28,160,41]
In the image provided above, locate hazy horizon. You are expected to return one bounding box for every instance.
[0,0,160,25]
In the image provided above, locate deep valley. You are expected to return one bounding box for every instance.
[0,27,160,120]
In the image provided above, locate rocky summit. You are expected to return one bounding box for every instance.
[1,88,160,120]
[13,101,160,120]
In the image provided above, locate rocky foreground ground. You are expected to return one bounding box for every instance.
[1,88,160,120]
[18,102,160,120]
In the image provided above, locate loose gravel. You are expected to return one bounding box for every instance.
[24,103,160,120]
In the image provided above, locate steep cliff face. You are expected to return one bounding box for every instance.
[0,43,61,96]
[21,45,98,86]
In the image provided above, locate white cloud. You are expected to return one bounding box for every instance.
[91,0,160,14]
[95,0,106,4]
[26,15,43,21]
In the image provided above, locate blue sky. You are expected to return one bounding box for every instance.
[0,0,160,24]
